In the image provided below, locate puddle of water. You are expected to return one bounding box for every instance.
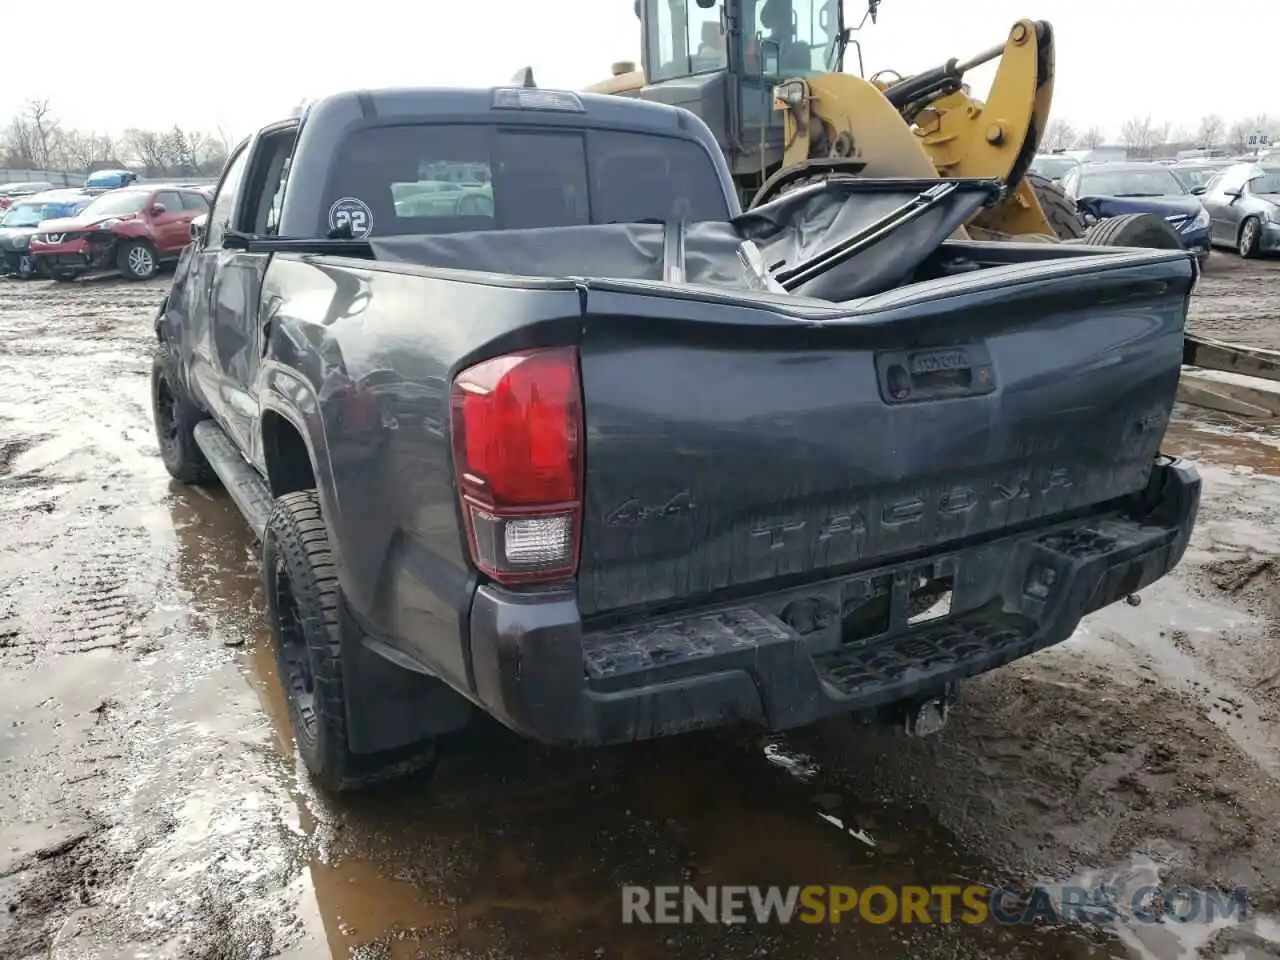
[1165,418,1280,476]
[1040,853,1280,960]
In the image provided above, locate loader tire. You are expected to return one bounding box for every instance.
[1083,213,1185,251]
[1027,171,1085,240]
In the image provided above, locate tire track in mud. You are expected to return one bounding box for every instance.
[0,277,175,956]
[0,277,312,960]
[1189,254,1280,350]
[0,279,163,666]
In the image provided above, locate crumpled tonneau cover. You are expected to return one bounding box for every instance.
[366,177,1000,302]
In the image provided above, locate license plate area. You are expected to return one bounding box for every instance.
[840,556,958,646]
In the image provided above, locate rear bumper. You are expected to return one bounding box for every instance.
[468,458,1200,746]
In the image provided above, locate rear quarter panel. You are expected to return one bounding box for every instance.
[256,256,584,688]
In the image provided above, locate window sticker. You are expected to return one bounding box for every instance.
[328,196,374,238]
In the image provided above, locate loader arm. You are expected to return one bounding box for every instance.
[775,19,1059,238]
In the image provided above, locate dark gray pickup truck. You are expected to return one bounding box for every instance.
[151,84,1201,792]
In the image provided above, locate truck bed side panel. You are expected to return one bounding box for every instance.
[257,255,584,688]
[575,257,1193,618]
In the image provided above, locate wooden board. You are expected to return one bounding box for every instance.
[1177,378,1274,418]
[1184,335,1280,384]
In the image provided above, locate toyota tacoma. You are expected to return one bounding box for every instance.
[150,84,1201,792]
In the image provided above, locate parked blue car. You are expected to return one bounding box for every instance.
[1062,161,1210,263]
[0,188,95,279]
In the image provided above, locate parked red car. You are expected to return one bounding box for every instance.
[29,185,210,281]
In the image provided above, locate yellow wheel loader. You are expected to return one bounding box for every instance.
[582,0,1084,242]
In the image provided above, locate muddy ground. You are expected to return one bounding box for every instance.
[2,253,1280,960]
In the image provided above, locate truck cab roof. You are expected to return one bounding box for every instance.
[302,85,716,136]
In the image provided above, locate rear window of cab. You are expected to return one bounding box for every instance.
[320,123,730,238]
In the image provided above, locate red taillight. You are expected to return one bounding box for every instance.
[450,347,583,585]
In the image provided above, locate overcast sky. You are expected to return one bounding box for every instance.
[2,0,1272,143]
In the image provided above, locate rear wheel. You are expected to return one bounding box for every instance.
[1026,171,1085,240]
[1083,212,1185,250]
[1238,217,1261,259]
[263,490,437,793]
[118,239,158,280]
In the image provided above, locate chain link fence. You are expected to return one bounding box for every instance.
[1,168,218,188]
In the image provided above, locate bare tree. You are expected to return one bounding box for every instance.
[120,128,170,175]
[1080,125,1104,149]
[0,99,227,177]
[1247,113,1276,149]
[1196,114,1225,148]
[56,130,118,171]
[23,99,59,169]
[1120,115,1162,159]
[1225,114,1277,152]
[1041,118,1077,152]
[213,123,235,155]
[0,116,36,167]
[1227,119,1251,153]
[196,139,229,176]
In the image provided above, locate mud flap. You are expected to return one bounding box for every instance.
[337,603,475,755]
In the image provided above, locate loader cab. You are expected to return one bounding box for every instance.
[635,0,846,202]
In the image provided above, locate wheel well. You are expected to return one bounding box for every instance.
[261,411,316,497]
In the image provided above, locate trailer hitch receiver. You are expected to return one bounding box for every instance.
[902,681,959,737]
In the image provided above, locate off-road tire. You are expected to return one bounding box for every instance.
[118,239,158,280]
[150,347,216,485]
[1026,171,1085,240]
[1083,212,1185,251]
[263,490,437,793]
[1238,216,1261,259]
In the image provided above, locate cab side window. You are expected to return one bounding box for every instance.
[265,157,291,235]
[207,148,251,247]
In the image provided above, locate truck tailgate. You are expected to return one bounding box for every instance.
[574,253,1193,618]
